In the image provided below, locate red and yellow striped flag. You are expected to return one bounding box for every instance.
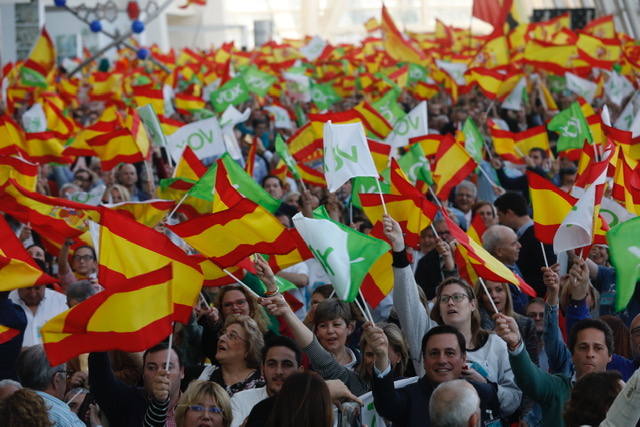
[367,139,391,172]
[107,200,176,228]
[0,155,38,192]
[175,92,206,115]
[444,212,536,296]
[432,136,477,200]
[353,102,394,139]
[0,325,20,344]
[174,146,207,181]
[42,265,178,365]
[490,123,550,164]
[132,86,165,115]
[407,134,446,157]
[467,214,488,245]
[411,81,439,101]
[20,28,56,87]
[380,5,426,63]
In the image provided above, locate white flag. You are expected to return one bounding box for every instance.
[385,101,428,149]
[323,121,378,192]
[435,60,467,86]
[264,104,294,130]
[604,71,634,107]
[220,105,251,129]
[600,196,637,228]
[631,107,640,138]
[69,184,106,206]
[166,117,225,163]
[502,77,526,111]
[565,72,597,104]
[554,168,607,253]
[22,103,46,133]
[614,92,639,130]
[358,377,419,427]
[300,36,327,62]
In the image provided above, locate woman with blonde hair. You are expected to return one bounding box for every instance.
[176,380,232,427]
[101,183,131,204]
[198,314,265,396]
[474,280,538,364]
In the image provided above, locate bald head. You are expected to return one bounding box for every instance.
[482,225,521,266]
[429,379,480,427]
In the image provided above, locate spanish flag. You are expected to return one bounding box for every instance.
[490,123,550,164]
[380,5,426,63]
[364,17,381,32]
[23,131,72,164]
[353,102,394,139]
[411,81,439,101]
[367,139,391,172]
[168,197,299,268]
[0,214,58,291]
[466,67,521,100]
[0,325,20,345]
[298,163,327,187]
[107,200,176,228]
[87,108,151,170]
[174,146,207,181]
[0,115,24,157]
[174,92,206,115]
[443,211,536,296]
[360,251,393,309]
[432,136,477,200]
[20,28,56,88]
[407,134,446,157]
[42,265,178,365]
[0,155,38,192]
[132,86,165,115]
[467,214,488,245]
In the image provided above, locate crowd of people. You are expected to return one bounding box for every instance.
[1,7,640,427]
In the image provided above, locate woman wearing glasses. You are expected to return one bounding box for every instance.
[198,315,265,397]
[383,215,522,418]
[175,380,232,427]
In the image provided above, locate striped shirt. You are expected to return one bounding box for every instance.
[36,391,85,427]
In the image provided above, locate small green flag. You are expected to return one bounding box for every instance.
[20,66,48,88]
[462,117,484,163]
[310,82,341,111]
[210,76,250,112]
[292,207,390,302]
[373,89,406,126]
[608,217,640,312]
[547,101,593,152]
[408,63,428,84]
[275,134,301,181]
[242,66,277,97]
[398,143,434,186]
[188,154,282,213]
[351,176,390,210]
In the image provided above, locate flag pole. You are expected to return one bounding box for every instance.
[166,193,189,222]
[478,277,500,314]
[165,322,174,371]
[355,290,375,323]
[223,268,261,299]
[540,241,549,268]
[375,178,388,216]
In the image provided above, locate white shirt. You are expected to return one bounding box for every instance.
[9,288,68,347]
[230,386,269,427]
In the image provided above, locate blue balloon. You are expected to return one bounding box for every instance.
[89,20,102,33]
[131,20,145,34]
[137,48,150,60]
[54,0,66,7]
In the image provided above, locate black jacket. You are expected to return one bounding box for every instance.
[517,224,556,297]
[89,352,148,427]
[372,372,502,427]
[0,292,26,380]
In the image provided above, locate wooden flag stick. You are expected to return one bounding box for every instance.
[223,269,261,299]
[478,277,500,315]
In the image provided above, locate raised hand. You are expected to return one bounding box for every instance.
[493,313,522,352]
[254,255,277,293]
[151,369,170,402]
[382,215,404,252]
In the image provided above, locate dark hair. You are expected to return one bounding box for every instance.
[262,335,302,366]
[421,325,467,356]
[564,371,623,427]
[143,341,184,368]
[600,315,631,360]
[73,245,97,261]
[266,371,332,427]
[313,299,352,328]
[261,175,283,188]
[529,147,547,158]
[16,345,63,391]
[527,297,545,308]
[312,284,334,300]
[568,319,614,355]
[494,192,529,217]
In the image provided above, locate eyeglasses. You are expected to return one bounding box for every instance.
[184,405,223,414]
[220,329,246,342]
[73,255,94,262]
[438,293,469,304]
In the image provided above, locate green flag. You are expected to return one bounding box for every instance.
[292,207,390,302]
[608,217,640,311]
[310,82,341,111]
[547,101,593,152]
[398,143,434,186]
[210,76,250,112]
[462,117,484,163]
[274,134,301,181]
[188,154,281,213]
[408,63,428,84]
[373,89,406,126]
[242,66,277,97]
[351,176,390,209]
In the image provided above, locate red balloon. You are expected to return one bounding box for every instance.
[126,1,140,20]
